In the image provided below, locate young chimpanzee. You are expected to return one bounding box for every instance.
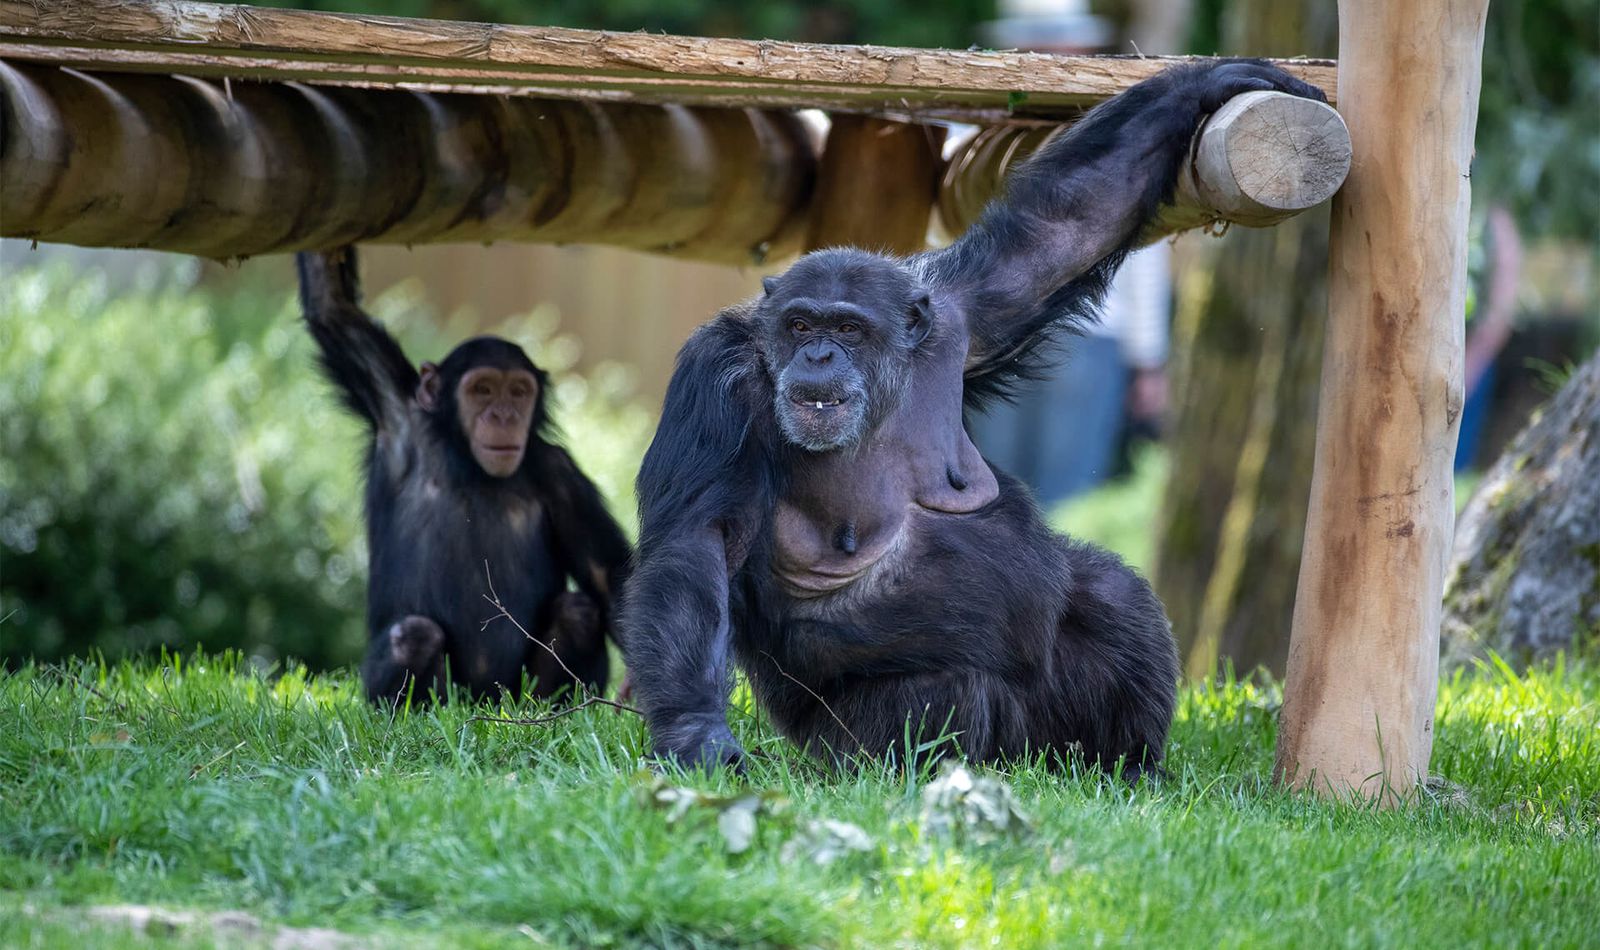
[621,61,1329,779]
[298,249,631,706]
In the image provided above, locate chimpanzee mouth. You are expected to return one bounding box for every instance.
[788,395,849,410]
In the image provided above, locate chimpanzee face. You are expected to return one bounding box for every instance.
[452,367,539,476]
[759,250,931,452]
[416,337,545,478]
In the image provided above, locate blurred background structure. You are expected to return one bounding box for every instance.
[2,0,1595,676]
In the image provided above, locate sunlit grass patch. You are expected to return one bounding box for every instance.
[2,653,1595,948]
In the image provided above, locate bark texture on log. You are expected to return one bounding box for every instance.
[804,117,944,255]
[0,63,1345,261]
[0,61,815,263]
[1275,0,1489,802]
[0,0,1335,123]
[1442,353,1600,667]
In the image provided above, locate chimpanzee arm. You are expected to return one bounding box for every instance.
[921,61,1327,397]
[534,445,633,631]
[296,248,419,434]
[620,316,779,769]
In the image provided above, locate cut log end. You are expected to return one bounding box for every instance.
[1158,91,1351,236]
[1191,91,1352,224]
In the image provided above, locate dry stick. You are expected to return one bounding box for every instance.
[189,740,246,779]
[467,698,631,729]
[50,666,131,717]
[463,561,641,729]
[758,649,861,751]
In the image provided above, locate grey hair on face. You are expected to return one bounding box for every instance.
[774,365,870,452]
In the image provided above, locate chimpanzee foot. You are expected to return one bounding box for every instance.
[530,592,608,699]
[549,591,601,640]
[389,615,445,668]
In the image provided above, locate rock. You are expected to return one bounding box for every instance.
[84,904,360,948]
[1441,352,1600,667]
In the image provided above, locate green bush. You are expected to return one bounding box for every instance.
[0,259,652,669]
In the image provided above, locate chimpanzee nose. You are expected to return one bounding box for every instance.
[805,347,833,367]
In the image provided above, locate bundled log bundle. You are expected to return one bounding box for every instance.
[0,0,1345,261]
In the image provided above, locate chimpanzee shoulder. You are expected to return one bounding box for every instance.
[635,306,782,547]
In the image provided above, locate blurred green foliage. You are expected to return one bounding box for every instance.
[1190,0,1599,242]
[0,261,651,669]
[1474,0,1600,243]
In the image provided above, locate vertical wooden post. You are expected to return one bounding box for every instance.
[1275,0,1489,801]
[804,115,944,254]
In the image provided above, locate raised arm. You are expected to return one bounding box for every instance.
[296,248,419,434]
[619,316,778,770]
[922,61,1327,390]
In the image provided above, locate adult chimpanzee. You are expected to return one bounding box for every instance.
[621,61,1327,778]
[298,249,631,706]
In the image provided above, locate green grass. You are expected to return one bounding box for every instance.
[1,655,1596,949]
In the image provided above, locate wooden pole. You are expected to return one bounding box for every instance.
[1273,0,1488,801]
[804,117,945,254]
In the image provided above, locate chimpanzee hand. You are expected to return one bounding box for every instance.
[652,713,746,774]
[1185,59,1329,111]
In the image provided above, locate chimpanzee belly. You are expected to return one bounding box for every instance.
[370,481,562,697]
[743,480,1071,757]
[762,480,1063,660]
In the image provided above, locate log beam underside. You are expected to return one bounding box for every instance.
[0,62,1349,262]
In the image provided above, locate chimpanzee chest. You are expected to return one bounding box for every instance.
[770,313,999,596]
[770,444,1000,597]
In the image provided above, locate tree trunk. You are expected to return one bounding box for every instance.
[1153,1,1337,680]
[1442,353,1600,667]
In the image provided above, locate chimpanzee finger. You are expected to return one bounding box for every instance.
[1198,73,1277,112]
[1224,61,1330,103]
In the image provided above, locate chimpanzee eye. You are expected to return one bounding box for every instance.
[790,319,810,334]
[838,323,859,335]
[473,382,492,396]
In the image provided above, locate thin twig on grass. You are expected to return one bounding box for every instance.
[189,740,246,779]
[50,667,131,717]
[463,561,642,732]
[465,696,636,728]
[759,650,860,750]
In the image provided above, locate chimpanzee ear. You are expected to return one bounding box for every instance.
[762,276,780,297]
[907,292,933,347]
[416,362,442,411]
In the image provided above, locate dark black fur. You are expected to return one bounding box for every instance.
[297,248,632,706]
[621,62,1327,777]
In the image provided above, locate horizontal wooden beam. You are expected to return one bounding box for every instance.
[1,63,1348,261]
[0,62,815,263]
[0,0,1336,124]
